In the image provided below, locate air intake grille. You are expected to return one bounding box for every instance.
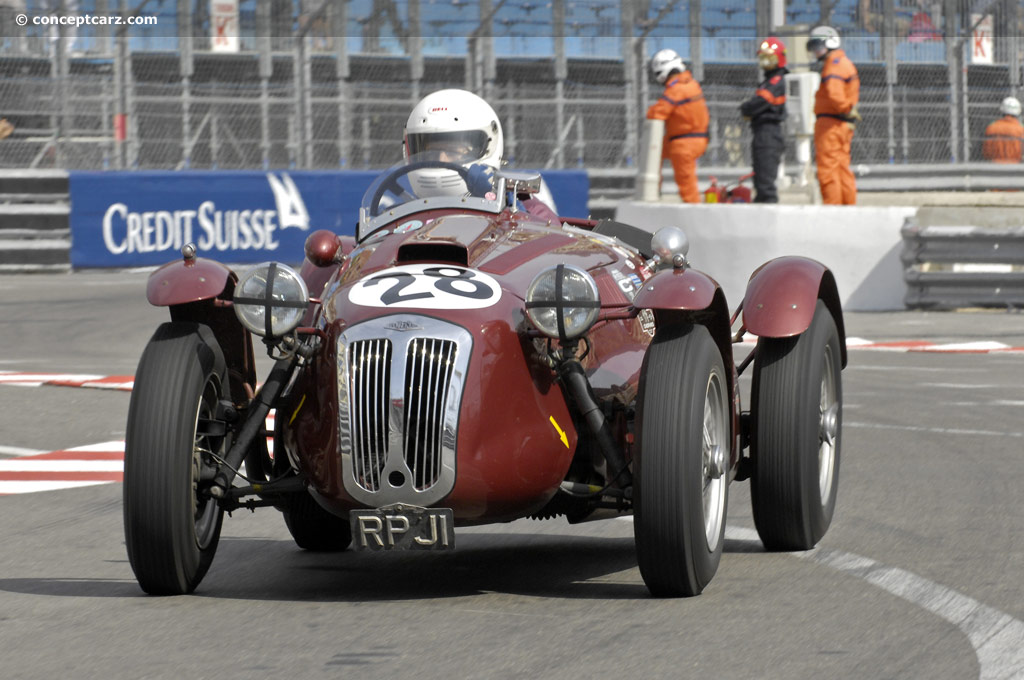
[403,338,457,490]
[338,315,471,507]
[348,339,391,492]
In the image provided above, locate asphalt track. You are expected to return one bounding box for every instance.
[1,271,1023,680]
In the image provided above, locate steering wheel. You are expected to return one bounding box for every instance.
[368,160,474,217]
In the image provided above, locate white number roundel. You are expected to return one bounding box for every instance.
[349,264,502,309]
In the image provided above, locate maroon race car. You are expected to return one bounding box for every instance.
[123,155,846,598]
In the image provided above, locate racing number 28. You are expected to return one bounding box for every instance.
[365,267,492,306]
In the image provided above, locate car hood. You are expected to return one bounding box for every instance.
[339,213,619,298]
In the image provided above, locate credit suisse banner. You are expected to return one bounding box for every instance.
[68,170,590,269]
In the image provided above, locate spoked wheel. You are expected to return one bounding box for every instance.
[124,323,229,595]
[282,491,353,552]
[635,324,730,597]
[751,300,843,551]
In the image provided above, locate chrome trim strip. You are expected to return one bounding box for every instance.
[337,315,472,507]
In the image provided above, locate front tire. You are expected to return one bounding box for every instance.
[123,323,228,595]
[751,300,842,551]
[635,324,730,597]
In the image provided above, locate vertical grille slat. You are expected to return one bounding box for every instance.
[402,337,457,491]
[348,339,391,492]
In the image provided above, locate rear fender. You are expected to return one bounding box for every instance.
[742,256,847,366]
[146,257,256,404]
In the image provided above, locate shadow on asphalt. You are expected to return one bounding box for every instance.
[0,534,766,602]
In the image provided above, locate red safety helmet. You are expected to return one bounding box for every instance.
[757,36,787,70]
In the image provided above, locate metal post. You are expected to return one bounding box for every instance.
[945,0,959,162]
[178,0,193,170]
[303,35,314,168]
[292,16,305,168]
[332,0,350,168]
[258,0,272,169]
[1011,0,1022,98]
[621,0,636,167]
[409,0,422,104]
[961,10,969,163]
[883,0,896,164]
[115,0,126,169]
[53,5,68,169]
[480,0,495,100]
[689,0,702,83]
[553,0,566,169]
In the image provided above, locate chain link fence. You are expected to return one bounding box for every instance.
[1,0,1023,171]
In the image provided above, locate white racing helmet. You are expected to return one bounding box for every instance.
[650,48,686,85]
[1000,96,1022,117]
[403,89,503,197]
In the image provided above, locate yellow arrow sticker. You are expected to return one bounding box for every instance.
[549,416,569,449]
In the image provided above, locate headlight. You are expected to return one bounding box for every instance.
[233,262,309,337]
[525,264,601,342]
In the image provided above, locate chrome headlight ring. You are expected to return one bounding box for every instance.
[525,264,601,344]
[233,262,310,338]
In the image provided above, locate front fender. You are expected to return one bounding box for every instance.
[146,257,235,307]
[742,256,846,366]
[631,267,719,312]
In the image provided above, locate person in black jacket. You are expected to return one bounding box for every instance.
[740,37,789,203]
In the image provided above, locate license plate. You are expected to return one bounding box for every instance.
[351,504,455,551]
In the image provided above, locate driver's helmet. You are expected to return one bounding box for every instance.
[757,36,787,71]
[403,89,503,197]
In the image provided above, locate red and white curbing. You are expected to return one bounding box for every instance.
[0,415,276,495]
[0,372,134,391]
[737,336,1024,354]
[0,441,124,494]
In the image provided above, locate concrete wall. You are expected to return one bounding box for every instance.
[615,202,918,311]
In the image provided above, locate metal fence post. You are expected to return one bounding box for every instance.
[178,0,193,170]
[257,0,272,170]
[621,0,636,167]
[883,0,896,164]
[332,0,350,169]
[553,0,566,169]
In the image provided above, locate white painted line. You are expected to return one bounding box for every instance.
[0,460,124,472]
[617,519,1024,679]
[0,445,46,457]
[63,441,125,453]
[846,421,1024,439]
[0,480,111,494]
[921,383,1008,390]
[0,373,104,383]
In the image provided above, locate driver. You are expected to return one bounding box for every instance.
[404,89,559,221]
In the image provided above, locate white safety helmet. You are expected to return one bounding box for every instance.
[807,25,841,56]
[650,49,686,85]
[1000,96,1022,117]
[403,89,503,197]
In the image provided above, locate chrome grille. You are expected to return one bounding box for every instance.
[348,339,392,492]
[404,338,457,490]
[338,315,472,507]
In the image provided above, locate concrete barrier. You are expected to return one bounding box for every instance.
[615,201,918,311]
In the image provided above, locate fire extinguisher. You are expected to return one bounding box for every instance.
[704,177,720,203]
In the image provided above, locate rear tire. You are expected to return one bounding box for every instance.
[751,300,842,551]
[123,323,228,595]
[282,491,352,551]
[635,324,730,597]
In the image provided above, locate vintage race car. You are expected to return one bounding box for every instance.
[123,154,846,597]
